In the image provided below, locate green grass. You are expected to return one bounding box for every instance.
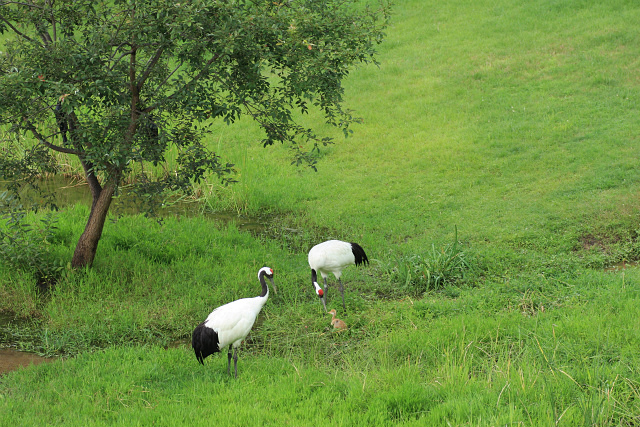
[3,0,640,425]
[202,0,640,260]
[3,269,640,425]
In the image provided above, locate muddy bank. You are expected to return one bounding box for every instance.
[0,348,53,375]
[0,313,54,375]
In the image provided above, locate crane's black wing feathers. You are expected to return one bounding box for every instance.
[350,242,369,267]
[192,322,220,365]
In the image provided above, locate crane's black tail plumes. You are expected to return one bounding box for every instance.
[192,322,220,365]
[350,242,369,267]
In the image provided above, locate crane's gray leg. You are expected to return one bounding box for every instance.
[233,347,239,378]
[227,346,233,375]
[322,277,329,311]
[339,278,345,311]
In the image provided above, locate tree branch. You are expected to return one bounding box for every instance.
[148,54,219,112]
[106,9,131,58]
[80,159,102,204]
[141,61,183,112]
[109,48,135,72]
[22,119,81,155]
[0,1,44,9]
[48,0,56,43]
[0,1,44,8]
[66,111,88,151]
[136,47,164,91]
[34,20,53,46]
[0,13,38,44]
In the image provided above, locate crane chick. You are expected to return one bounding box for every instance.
[192,267,275,378]
[328,309,347,332]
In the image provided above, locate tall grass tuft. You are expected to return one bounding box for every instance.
[379,227,470,293]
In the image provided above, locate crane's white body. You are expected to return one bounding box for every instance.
[308,240,368,311]
[308,240,356,280]
[192,267,274,377]
[203,291,269,350]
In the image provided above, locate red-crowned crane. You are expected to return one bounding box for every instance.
[192,267,275,378]
[308,240,369,312]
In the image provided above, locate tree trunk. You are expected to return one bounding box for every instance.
[71,180,117,268]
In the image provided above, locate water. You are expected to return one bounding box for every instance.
[0,348,52,375]
[2,175,267,233]
[0,313,52,375]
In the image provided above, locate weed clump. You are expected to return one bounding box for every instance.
[378,228,471,293]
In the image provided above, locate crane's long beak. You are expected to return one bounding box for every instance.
[269,277,277,294]
[313,281,326,311]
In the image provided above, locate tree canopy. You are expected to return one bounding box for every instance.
[0,0,389,270]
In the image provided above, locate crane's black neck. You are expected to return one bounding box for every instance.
[259,271,271,297]
[311,269,318,283]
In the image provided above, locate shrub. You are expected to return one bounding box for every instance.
[0,193,65,286]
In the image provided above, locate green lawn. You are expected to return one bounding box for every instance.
[2,0,640,425]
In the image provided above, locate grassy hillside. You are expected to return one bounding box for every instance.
[206,0,640,261]
[2,0,640,425]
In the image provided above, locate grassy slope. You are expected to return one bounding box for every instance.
[3,0,640,425]
[209,0,640,257]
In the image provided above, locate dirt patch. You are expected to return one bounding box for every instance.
[0,348,53,375]
[0,312,54,375]
[605,260,640,272]
[580,234,606,251]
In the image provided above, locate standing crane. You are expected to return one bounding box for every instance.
[308,240,369,311]
[192,267,275,378]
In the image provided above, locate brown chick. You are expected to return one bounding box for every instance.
[328,309,347,332]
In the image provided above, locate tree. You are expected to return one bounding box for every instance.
[0,0,390,269]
